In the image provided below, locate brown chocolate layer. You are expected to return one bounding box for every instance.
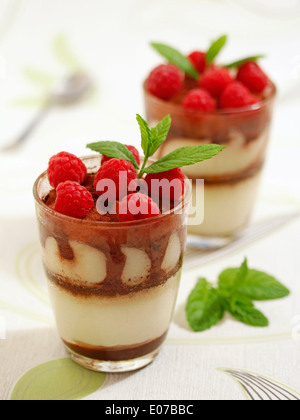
[189,160,264,186]
[63,332,167,361]
[45,255,182,297]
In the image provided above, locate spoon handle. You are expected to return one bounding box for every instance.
[2,98,53,152]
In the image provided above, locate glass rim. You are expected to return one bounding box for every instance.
[33,155,193,228]
[143,81,277,115]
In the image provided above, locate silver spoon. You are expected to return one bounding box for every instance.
[1,72,93,152]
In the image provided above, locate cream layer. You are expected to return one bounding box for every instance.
[47,271,181,348]
[160,131,269,179]
[189,171,262,237]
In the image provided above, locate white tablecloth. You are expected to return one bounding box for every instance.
[1,0,300,400]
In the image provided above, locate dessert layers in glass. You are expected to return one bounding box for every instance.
[34,156,191,372]
[144,83,276,238]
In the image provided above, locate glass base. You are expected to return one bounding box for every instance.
[65,345,162,373]
[186,233,238,250]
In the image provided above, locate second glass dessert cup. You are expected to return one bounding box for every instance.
[34,156,192,373]
[144,84,276,243]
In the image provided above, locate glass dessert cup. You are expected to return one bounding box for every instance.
[33,156,192,373]
[144,83,276,244]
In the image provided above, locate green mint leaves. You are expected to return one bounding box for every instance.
[86,141,140,170]
[87,114,225,178]
[225,55,266,69]
[186,259,290,332]
[151,43,199,80]
[143,144,225,175]
[186,278,225,333]
[151,35,228,79]
[206,35,228,63]
[151,37,265,77]
[137,114,225,177]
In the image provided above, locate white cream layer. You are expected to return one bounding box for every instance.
[48,272,181,348]
[43,237,107,285]
[161,131,269,178]
[189,171,262,237]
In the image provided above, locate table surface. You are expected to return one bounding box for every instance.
[0,0,300,401]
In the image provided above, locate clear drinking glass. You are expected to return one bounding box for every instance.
[144,83,276,242]
[33,156,192,373]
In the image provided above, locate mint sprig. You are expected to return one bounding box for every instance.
[136,115,225,177]
[218,264,290,301]
[87,114,225,179]
[186,278,224,332]
[151,43,199,80]
[150,36,229,79]
[186,259,290,332]
[206,35,228,63]
[225,55,266,69]
[86,141,140,170]
[223,295,269,328]
[143,144,225,175]
[136,114,152,163]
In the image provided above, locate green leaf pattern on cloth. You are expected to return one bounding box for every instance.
[10,359,106,401]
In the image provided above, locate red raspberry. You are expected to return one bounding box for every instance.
[188,51,207,73]
[146,64,184,100]
[145,168,185,202]
[220,82,259,109]
[182,88,216,112]
[101,145,140,166]
[119,193,161,222]
[48,152,87,189]
[94,159,137,201]
[237,61,269,94]
[54,181,94,219]
[199,67,233,98]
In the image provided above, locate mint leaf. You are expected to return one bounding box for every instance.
[151,42,199,79]
[186,259,290,333]
[232,258,249,289]
[225,55,266,69]
[219,267,290,301]
[186,278,224,332]
[224,295,269,327]
[86,141,140,170]
[149,114,172,156]
[144,144,226,174]
[206,35,228,63]
[136,114,152,160]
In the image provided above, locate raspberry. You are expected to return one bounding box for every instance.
[146,64,184,100]
[145,168,185,202]
[101,145,140,166]
[182,88,216,111]
[199,67,233,98]
[220,82,259,109]
[48,152,87,189]
[54,181,94,219]
[94,159,137,201]
[188,51,207,73]
[119,193,161,222]
[237,61,269,94]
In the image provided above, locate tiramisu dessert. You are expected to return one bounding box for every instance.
[144,37,276,238]
[33,114,224,373]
